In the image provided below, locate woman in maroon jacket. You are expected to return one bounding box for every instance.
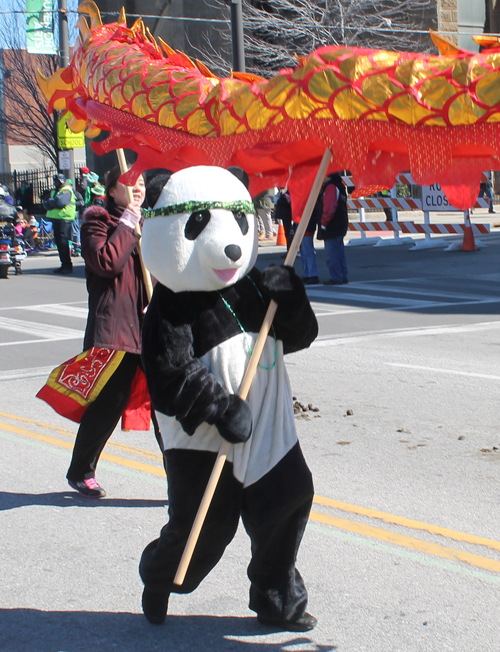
[66,166,147,498]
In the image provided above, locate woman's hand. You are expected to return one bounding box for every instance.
[119,207,141,230]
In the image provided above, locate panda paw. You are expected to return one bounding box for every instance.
[216,395,252,444]
[260,265,305,309]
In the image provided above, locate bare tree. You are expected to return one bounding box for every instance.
[200,0,437,77]
[0,49,59,167]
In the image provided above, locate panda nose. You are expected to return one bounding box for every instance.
[225,244,242,262]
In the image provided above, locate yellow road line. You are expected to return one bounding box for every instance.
[0,421,165,478]
[0,410,76,437]
[310,511,500,574]
[0,410,163,462]
[313,495,500,553]
[3,417,500,576]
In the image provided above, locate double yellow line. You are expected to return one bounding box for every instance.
[2,410,500,576]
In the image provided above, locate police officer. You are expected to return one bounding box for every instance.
[43,173,76,274]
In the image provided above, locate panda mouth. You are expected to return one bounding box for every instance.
[214,268,239,283]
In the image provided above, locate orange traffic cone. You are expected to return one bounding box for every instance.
[276,221,287,246]
[462,211,477,251]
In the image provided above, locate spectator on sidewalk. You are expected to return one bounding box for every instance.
[479,171,495,214]
[0,187,17,221]
[318,173,349,285]
[43,173,77,274]
[299,194,322,285]
[253,187,276,239]
[275,189,293,251]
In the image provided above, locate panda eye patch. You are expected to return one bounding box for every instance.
[233,210,249,235]
[185,209,211,240]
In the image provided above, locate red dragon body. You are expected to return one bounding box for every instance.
[38,1,500,212]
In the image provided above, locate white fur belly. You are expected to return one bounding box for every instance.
[155,333,297,487]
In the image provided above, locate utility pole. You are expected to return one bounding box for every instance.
[0,49,11,177]
[230,0,245,73]
[58,0,75,183]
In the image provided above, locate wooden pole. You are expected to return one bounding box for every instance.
[173,147,332,586]
[116,149,154,301]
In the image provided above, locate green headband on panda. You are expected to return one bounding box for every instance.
[144,199,256,219]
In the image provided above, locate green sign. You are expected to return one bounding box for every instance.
[26,0,57,55]
[57,113,86,149]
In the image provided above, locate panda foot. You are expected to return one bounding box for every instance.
[141,587,170,625]
[257,612,317,632]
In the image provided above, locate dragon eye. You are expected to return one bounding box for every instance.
[233,210,249,235]
[185,209,211,240]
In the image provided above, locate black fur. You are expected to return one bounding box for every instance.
[141,267,318,439]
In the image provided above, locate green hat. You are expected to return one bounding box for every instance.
[87,172,99,184]
[91,183,105,195]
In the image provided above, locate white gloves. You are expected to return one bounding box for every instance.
[119,208,141,230]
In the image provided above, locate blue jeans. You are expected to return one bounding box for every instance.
[300,235,318,278]
[479,186,494,211]
[72,218,81,245]
[325,236,348,282]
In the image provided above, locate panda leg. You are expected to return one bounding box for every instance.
[139,449,242,598]
[241,442,315,628]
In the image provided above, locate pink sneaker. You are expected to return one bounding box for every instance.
[68,477,106,498]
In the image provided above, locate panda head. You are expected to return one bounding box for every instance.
[141,166,258,293]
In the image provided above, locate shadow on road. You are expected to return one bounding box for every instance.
[18,264,87,279]
[0,491,167,511]
[0,609,337,652]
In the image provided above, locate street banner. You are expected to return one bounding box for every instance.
[26,0,57,55]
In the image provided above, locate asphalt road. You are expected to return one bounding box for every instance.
[1,230,500,652]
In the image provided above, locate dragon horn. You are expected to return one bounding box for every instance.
[77,15,91,39]
[131,17,146,35]
[473,34,500,49]
[429,30,460,55]
[145,26,162,55]
[195,59,217,78]
[118,7,126,24]
[77,1,103,31]
[158,37,176,57]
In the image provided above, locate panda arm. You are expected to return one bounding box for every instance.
[253,266,318,354]
[81,214,140,278]
[142,288,252,444]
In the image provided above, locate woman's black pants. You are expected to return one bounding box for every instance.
[66,352,140,481]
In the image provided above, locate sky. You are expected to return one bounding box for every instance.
[0,0,79,51]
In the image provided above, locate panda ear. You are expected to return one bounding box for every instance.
[185,209,211,240]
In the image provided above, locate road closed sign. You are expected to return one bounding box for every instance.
[421,182,457,211]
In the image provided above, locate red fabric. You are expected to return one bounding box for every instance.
[321,184,339,227]
[76,97,496,212]
[36,348,151,431]
[36,382,87,423]
[121,366,152,431]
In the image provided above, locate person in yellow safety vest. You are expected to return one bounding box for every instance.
[43,173,76,274]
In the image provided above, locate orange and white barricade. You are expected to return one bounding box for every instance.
[343,173,492,249]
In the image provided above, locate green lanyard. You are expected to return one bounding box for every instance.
[218,276,277,370]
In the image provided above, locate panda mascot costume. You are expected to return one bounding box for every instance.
[139,166,318,631]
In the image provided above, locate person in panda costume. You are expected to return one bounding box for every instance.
[139,166,318,631]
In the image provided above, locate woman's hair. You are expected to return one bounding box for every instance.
[105,165,145,208]
[105,166,121,205]
[144,168,172,208]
